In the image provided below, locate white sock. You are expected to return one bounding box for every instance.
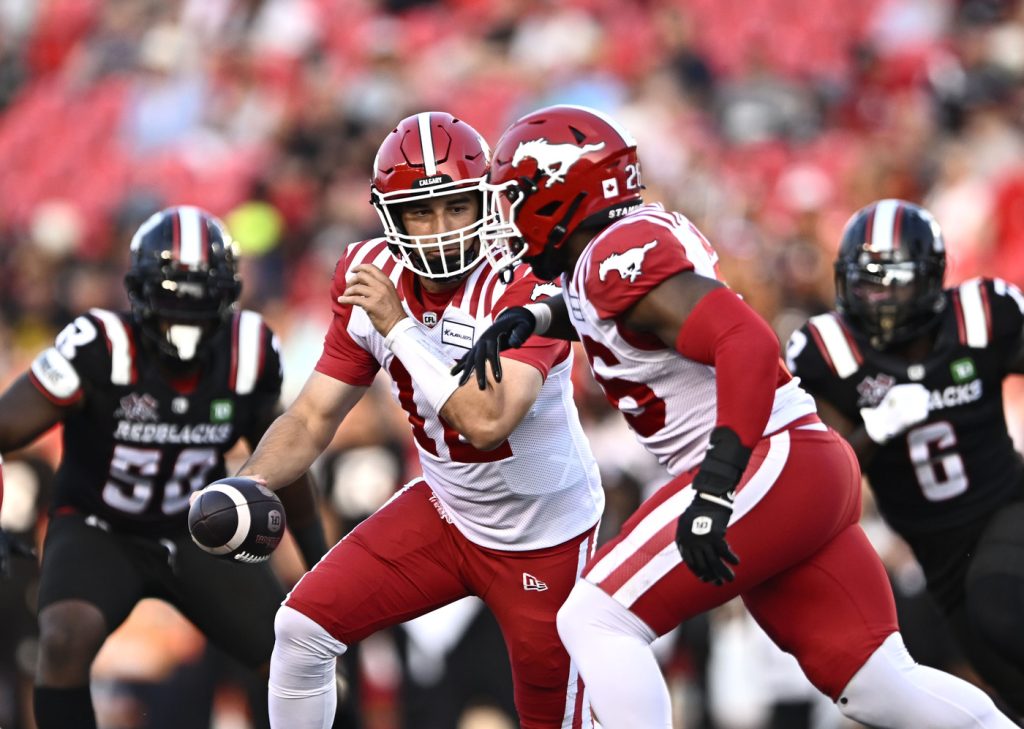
[557,580,672,729]
[268,606,346,729]
[838,632,1017,728]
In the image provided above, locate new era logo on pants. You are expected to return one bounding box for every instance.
[523,573,548,591]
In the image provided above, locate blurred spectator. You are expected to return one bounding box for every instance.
[226,178,288,304]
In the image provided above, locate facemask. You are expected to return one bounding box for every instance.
[166,324,203,361]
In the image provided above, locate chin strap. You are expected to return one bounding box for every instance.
[548,192,587,246]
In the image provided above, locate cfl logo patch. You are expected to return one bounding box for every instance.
[692,516,713,536]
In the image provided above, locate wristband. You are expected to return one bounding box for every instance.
[523,303,552,336]
[693,426,752,498]
[384,318,461,412]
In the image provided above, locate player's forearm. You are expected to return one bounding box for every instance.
[846,425,880,467]
[676,288,777,448]
[239,411,332,489]
[821,412,879,466]
[0,374,67,453]
[441,358,541,450]
[529,295,578,341]
[276,472,329,568]
[441,384,510,450]
[814,397,880,467]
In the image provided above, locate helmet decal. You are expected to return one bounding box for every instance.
[480,104,644,279]
[417,112,440,177]
[511,139,606,187]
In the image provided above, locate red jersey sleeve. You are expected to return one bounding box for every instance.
[315,256,381,386]
[583,219,703,319]
[490,266,571,380]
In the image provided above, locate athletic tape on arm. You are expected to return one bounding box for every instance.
[384,318,461,412]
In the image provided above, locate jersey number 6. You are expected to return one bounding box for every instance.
[906,421,968,501]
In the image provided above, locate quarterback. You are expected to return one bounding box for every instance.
[224,112,604,729]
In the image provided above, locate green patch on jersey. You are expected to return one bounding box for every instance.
[210,399,234,423]
[950,357,976,384]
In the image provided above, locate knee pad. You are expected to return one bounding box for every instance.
[837,632,1010,729]
[557,580,655,655]
[270,606,346,699]
[37,603,107,680]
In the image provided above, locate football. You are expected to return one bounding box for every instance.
[188,477,286,563]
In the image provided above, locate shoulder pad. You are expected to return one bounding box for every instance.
[594,209,717,278]
[806,313,862,379]
[229,310,270,395]
[952,278,992,348]
[342,238,391,274]
[88,309,137,385]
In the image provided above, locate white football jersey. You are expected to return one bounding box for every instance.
[317,239,604,551]
[564,204,816,475]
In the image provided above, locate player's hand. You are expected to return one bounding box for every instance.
[859,383,930,445]
[675,496,738,585]
[675,427,751,585]
[450,307,537,389]
[0,528,37,580]
[189,474,267,506]
[338,264,407,337]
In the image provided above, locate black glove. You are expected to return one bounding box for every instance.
[675,427,752,585]
[0,528,37,580]
[451,306,537,389]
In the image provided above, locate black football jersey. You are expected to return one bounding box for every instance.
[29,308,283,537]
[787,277,1024,536]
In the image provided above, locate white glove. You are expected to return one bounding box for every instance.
[859,383,931,445]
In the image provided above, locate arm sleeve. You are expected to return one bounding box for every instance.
[490,269,570,380]
[315,258,381,386]
[675,287,780,449]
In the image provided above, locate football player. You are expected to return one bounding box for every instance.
[212,111,604,729]
[0,454,37,578]
[785,199,1024,713]
[454,105,1016,728]
[0,206,330,729]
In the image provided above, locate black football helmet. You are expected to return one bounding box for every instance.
[834,199,946,349]
[125,206,241,366]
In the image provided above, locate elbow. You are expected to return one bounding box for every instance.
[455,418,509,451]
[467,431,507,452]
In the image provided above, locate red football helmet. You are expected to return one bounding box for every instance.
[371,112,492,279]
[482,105,644,278]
